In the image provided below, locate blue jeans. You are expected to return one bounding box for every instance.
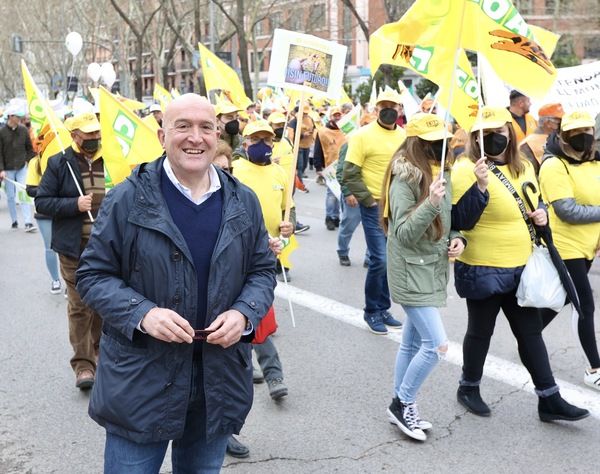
[394,306,447,403]
[4,166,32,224]
[359,204,390,314]
[36,218,60,281]
[325,187,340,220]
[104,361,229,473]
[337,199,368,259]
[296,148,310,179]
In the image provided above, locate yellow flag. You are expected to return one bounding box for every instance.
[381,0,558,98]
[198,42,252,110]
[115,93,146,111]
[370,27,480,130]
[153,83,173,111]
[278,234,298,270]
[170,88,181,98]
[21,60,72,170]
[98,87,164,185]
[336,87,353,106]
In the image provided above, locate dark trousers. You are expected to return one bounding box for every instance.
[462,290,557,393]
[254,337,283,381]
[541,258,599,368]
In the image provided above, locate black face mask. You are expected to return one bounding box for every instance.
[567,133,594,153]
[483,133,508,157]
[224,119,240,136]
[378,108,398,125]
[81,138,100,153]
[429,139,446,162]
[273,127,284,139]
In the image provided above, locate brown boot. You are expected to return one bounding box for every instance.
[76,369,95,390]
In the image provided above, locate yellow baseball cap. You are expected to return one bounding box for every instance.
[267,112,287,124]
[470,106,512,132]
[561,110,595,132]
[376,89,402,105]
[242,119,274,137]
[215,101,241,116]
[406,113,453,141]
[65,112,100,133]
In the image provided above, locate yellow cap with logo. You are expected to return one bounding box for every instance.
[470,106,512,132]
[376,88,402,105]
[406,113,453,141]
[267,112,287,124]
[242,119,274,137]
[65,112,100,133]
[561,110,595,132]
[215,101,241,116]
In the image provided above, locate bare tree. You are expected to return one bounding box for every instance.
[109,0,162,99]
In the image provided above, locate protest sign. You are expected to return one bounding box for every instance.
[268,29,347,100]
[322,160,341,201]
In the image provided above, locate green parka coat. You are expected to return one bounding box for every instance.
[386,155,463,307]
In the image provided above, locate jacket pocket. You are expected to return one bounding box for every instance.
[404,255,438,294]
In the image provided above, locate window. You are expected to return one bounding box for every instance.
[271,12,281,31]
[514,0,533,15]
[584,36,600,59]
[288,9,303,32]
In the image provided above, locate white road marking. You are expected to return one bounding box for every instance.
[275,283,600,419]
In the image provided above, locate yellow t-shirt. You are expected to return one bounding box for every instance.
[273,139,294,184]
[539,157,600,260]
[451,158,537,267]
[233,159,292,236]
[345,121,406,200]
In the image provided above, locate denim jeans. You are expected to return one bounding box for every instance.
[337,199,370,261]
[254,336,283,381]
[296,148,310,179]
[36,218,60,281]
[394,306,447,403]
[325,187,340,220]
[359,204,390,314]
[4,165,32,224]
[104,361,229,473]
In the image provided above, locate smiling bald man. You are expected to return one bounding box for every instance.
[76,94,276,472]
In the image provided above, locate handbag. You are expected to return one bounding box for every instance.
[487,163,566,309]
[252,306,278,344]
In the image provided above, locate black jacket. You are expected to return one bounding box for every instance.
[0,124,35,171]
[76,157,276,443]
[35,147,96,258]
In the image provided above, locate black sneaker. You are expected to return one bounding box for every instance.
[338,255,351,266]
[267,378,288,400]
[11,221,18,229]
[381,310,402,328]
[325,217,336,231]
[24,223,37,233]
[295,222,310,234]
[387,397,426,441]
[333,218,340,228]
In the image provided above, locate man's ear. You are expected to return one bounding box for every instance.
[157,129,165,147]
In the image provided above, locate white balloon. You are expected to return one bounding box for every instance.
[87,63,102,82]
[100,62,116,88]
[65,31,83,56]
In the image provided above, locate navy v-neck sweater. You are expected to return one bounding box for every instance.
[161,168,223,331]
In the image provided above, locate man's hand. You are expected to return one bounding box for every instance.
[345,195,358,208]
[269,237,283,255]
[78,193,93,212]
[141,307,194,343]
[279,221,293,238]
[0,170,6,180]
[205,310,247,348]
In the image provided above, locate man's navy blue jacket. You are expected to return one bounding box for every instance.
[76,156,276,443]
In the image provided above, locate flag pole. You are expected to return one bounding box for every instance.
[439,0,468,175]
[284,89,306,222]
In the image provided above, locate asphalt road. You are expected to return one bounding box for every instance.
[0,170,598,473]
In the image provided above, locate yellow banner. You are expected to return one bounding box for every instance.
[98,86,164,185]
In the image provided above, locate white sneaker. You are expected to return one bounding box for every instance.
[387,400,427,441]
[584,369,600,391]
[50,280,61,295]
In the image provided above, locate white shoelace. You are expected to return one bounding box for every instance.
[403,402,421,430]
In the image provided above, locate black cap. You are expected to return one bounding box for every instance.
[509,89,525,101]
